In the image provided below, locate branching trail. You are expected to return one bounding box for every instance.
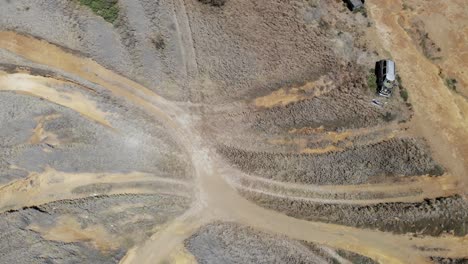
[0,168,191,213]
[0,31,467,264]
[229,171,459,204]
[0,72,112,128]
[234,171,455,195]
[119,208,209,264]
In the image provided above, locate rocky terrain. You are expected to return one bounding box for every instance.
[0,0,467,263]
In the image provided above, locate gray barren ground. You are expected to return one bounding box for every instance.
[0,0,467,263]
[186,222,378,264]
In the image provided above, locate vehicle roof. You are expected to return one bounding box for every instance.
[385,60,395,81]
[351,0,363,6]
[349,0,364,7]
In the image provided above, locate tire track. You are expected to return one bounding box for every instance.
[229,171,459,204]
[0,168,191,213]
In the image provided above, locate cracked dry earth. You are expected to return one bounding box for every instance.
[0,0,467,264]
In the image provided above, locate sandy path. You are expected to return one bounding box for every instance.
[0,167,191,213]
[235,183,454,205]
[1,30,467,264]
[0,31,187,131]
[119,209,208,264]
[0,72,112,128]
[234,171,455,195]
[227,165,459,204]
[124,154,467,264]
[367,0,468,194]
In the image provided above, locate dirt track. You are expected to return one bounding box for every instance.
[0,0,467,263]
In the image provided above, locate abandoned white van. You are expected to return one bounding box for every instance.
[376,59,397,97]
